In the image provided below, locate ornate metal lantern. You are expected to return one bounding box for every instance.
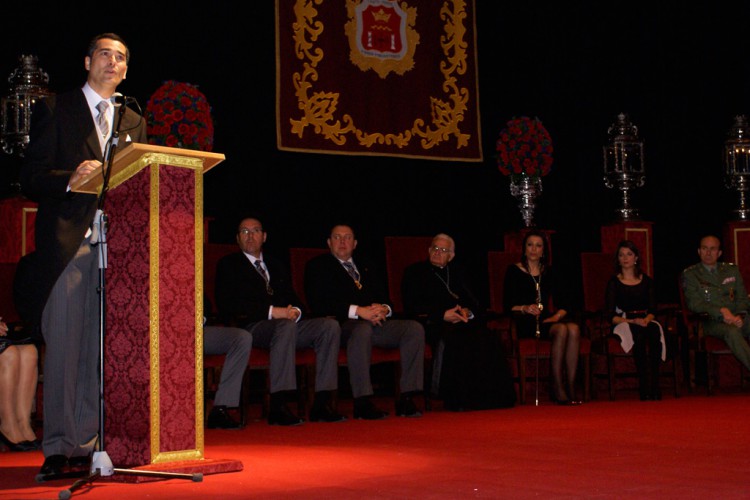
[603,113,645,221]
[1,55,52,156]
[723,115,750,220]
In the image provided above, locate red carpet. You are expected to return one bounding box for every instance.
[1,392,749,499]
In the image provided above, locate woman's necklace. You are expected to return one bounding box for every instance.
[530,273,542,304]
[433,266,459,300]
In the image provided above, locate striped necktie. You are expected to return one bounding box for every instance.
[96,100,110,137]
[255,260,273,295]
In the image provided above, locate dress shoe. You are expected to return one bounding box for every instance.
[207,406,242,429]
[68,455,92,470]
[395,396,423,418]
[39,454,69,477]
[353,397,389,420]
[309,406,347,423]
[267,404,304,426]
[0,431,37,452]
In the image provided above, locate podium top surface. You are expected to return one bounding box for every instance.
[70,142,226,194]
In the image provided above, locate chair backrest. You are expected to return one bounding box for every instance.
[0,262,20,323]
[487,251,521,314]
[383,236,434,314]
[203,242,240,314]
[288,247,329,312]
[580,252,614,313]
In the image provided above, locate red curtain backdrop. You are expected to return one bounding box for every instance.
[276,0,483,162]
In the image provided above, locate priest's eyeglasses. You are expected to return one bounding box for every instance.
[430,246,453,254]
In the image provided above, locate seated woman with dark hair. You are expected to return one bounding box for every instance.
[503,230,583,405]
[605,240,664,401]
[0,315,40,451]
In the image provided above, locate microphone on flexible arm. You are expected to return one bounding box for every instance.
[111,92,137,107]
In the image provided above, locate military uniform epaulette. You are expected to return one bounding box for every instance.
[683,263,703,273]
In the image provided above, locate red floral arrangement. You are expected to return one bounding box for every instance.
[496,116,553,180]
[145,80,214,151]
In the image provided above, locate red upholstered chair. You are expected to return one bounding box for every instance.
[582,252,679,400]
[677,279,749,395]
[382,236,435,408]
[288,247,329,313]
[383,236,433,315]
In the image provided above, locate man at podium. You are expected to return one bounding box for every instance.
[18,33,147,478]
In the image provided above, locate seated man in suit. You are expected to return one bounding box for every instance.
[682,234,750,370]
[215,216,344,425]
[304,224,425,419]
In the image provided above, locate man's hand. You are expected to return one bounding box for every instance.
[720,307,744,327]
[69,159,102,187]
[444,305,469,324]
[271,305,301,321]
[357,304,387,326]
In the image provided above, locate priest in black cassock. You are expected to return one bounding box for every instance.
[401,233,516,411]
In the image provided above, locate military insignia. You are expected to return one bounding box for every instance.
[346,0,419,78]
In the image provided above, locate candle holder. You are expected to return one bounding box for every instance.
[723,115,750,220]
[603,113,645,221]
[1,54,52,157]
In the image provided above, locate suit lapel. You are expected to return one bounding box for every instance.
[70,89,103,161]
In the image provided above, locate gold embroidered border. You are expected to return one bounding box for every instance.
[287,0,474,152]
[148,161,206,464]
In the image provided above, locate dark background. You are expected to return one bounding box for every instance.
[1,2,748,308]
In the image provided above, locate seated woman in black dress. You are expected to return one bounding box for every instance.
[605,240,663,400]
[402,233,516,411]
[503,230,582,405]
[0,314,40,451]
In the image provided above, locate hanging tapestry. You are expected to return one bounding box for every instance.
[276,0,482,162]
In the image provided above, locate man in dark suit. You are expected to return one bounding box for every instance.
[304,224,425,419]
[215,216,344,425]
[18,33,147,478]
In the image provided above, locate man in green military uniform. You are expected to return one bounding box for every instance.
[682,235,750,370]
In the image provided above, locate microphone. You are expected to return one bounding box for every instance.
[111,93,137,107]
[112,92,125,107]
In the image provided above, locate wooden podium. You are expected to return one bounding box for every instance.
[72,143,240,475]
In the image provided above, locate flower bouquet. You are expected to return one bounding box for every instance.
[496,116,553,182]
[145,80,214,151]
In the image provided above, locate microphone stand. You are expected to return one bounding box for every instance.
[52,98,201,499]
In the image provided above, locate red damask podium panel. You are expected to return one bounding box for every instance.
[72,144,239,473]
[601,221,654,277]
[723,220,750,287]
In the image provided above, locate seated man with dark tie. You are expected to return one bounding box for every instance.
[304,224,425,419]
[215,216,344,425]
